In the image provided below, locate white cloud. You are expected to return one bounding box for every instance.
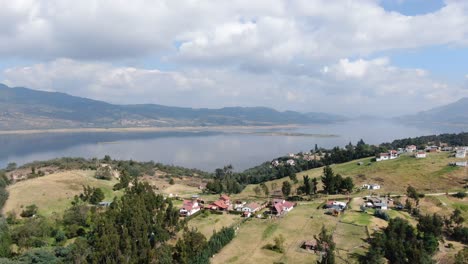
[0,0,467,65]
[3,58,467,116]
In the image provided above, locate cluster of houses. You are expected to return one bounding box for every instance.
[271,152,322,167]
[378,145,468,161]
[179,194,296,218]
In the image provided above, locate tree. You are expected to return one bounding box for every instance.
[95,166,113,180]
[289,173,298,183]
[315,226,336,264]
[169,178,175,185]
[260,183,269,197]
[174,228,207,264]
[89,188,105,205]
[311,178,318,194]
[271,182,278,191]
[451,209,465,226]
[273,234,285,253]
[0,218,11,257]
[406,185,419,201]
[20,204,38,218]
[321,166,335,194]
[282,181,291,197]
[303,175,311,195]
[253,186,262,197]
[341,177,354,192]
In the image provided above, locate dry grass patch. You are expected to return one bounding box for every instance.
[188,212,241,239]
[211,202,338,264]
[3,170,119,217]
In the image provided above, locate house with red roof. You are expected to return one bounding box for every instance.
[208,194,231,211]
[179,199,201,216]
[271,199,295,216]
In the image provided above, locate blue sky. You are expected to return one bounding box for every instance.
[0,0,467,116]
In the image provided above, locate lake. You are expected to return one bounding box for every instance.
[1,120,466,172]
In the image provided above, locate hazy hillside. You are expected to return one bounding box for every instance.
[396,97,468,125]
[0,84,346,130]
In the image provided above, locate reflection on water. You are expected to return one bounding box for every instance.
[1,121,466,171]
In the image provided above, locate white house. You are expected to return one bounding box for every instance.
[415,152,427,159]
[179,200,201,216]
[362,184,381,190]
[242,202,261,213]
[376,150,398,162]
[286,159,296,166]
[271,160,280,167]
[455,161,467,167]
[456,150,466,159]
[406,145,417,152]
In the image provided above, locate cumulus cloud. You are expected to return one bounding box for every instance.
[1,1,467,116]
[3,58,466,116]
[0,0,467,65]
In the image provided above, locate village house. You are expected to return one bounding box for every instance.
[362,184,381,190]
[376,150,398,162]
[405,145,417,152]
[286,159,296,166]
[365,196,388,210]
[451,161,467,167]
[415,152,427,159]
[271,160,280,167]
[456,150,466,159]
[179,199,201,216]
[271,199,295,216]
[242,202,262,217]
[324,201,347,210]
[208,194,231,211]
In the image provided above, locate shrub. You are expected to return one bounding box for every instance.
[20,204,38,218]
[374,210,390,221]
[453,192,467,199]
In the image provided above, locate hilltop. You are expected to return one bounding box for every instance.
[0,84,346,130]
[396,97,468,125]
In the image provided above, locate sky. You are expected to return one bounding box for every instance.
[0,0,467,116]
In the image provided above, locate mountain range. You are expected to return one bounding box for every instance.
[395,97,468,125]
[0,84,346,130]
[1,84,467,131]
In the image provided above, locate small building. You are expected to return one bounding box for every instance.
[324,201,347,210]
[406,145,417,152]
[451,161,468,167]
[376,150,398,162]
[301,240,316,250]
[208,200,229,211]
[456,150,466,159]
[271,199,295,216]
[362,184,381,190]
[286,159,296,166]
[98,201,112,207]
[271,160,280,167]
[180,200,201,216]
[242,202,261,213]
[415,152,427,159]
[220,194,231,205]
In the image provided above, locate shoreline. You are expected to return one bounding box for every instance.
[0,124,304,135]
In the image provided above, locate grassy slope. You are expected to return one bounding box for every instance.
[297,152,465,194]
[211,202,337,264]
[2,170,120,217]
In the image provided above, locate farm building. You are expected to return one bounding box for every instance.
[180,199,201,216]
[415,152,427,158]
[271,199,295,216]
[376,150,398,162]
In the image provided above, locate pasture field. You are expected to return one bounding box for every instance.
[211,202,339,264]
[3,170,120,217]
[188,212,242,239]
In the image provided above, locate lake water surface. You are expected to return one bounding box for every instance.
[1,121,466,172]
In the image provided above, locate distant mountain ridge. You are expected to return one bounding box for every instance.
[0,84,346,130]
[395,97,468,125]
